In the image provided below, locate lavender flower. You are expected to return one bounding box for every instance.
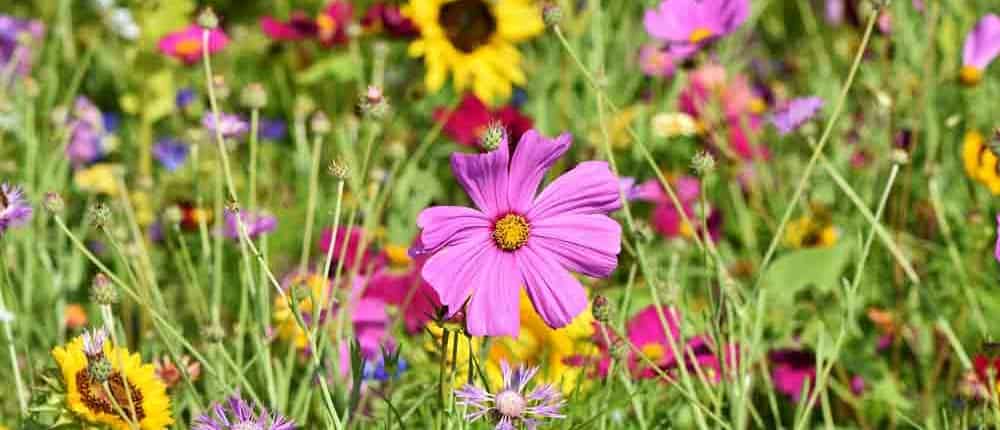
[770,96,824,136]
[66,97,112,168]
[81,327,108,357]
[193,395,295,430]
[0,183,32,234]
[176,88,197,109]
[223,210,277,240]
[152,138,190,172]
[202,112,249,139]
[455,362,564,430]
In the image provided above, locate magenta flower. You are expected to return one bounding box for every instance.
[638,44,682,78]
[223,210,277,241]
[260,2,353,47]
[455,361,565,430]
[771,96,825,136]
[769,348,816,402]
[318,226,381,272]
[644,0,749,54]
[158,24,230,65]
[632,177,721,241]
[679,64,768,161]
[620,305,682,378]
[411,130,622,336]
[0,183,32,234]
[961,14,1000,86]
[367,251,442,333]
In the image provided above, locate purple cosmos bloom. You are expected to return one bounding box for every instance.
[223,210,277,241]
[193,395,295,430]
[0,183,33,234]
[66,97,108,168]
[0,15,44,78]
[644,0,748,54]
[152,138,189,172]
[770,96,824,136]
[202,112,249,139]
[260,118,288,141]
[410,130,622,336]
[961,14,1000,86]
[769,348,817,403]
[455,361,564,430]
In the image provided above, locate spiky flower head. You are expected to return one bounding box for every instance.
[43,191,65,214]
[592,295,613,324]
[90,273,119,305]
[359,85,389,120]
[480,121,506,152]
[328,159,349,181]
[455,361,565,430]
[88,203,112,230]
[691,150,716,176]
[81,328,107,358]
[0,183,33,234]
[193,395,295,430]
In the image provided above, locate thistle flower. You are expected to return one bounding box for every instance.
[193,395,295,430]
[81,327,107,358]
[455,362,565,430]
[410,130,622,336]
[770,97,825,135]
[0,182,32,234]
[960,14,1000,86]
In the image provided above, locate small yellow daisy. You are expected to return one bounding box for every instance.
[403,0,544,103]
[51,335,173,430]
[962,130,1000,194]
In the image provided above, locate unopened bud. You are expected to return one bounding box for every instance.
[890,148,909,165]
[542,3,563,27]
[203,323,226,343]
[480,121,505,151]
[197,7,219,29]
[91,274,119,305]
[386,141,406,160]
[311,111,332,135]
[359,85,389,120]
[592,295,613,323]
[240,83,268,109]
[43,192,65,214]
[211,75,230,99]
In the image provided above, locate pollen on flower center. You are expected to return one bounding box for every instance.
[689,27,713,44]
[76,369,147,420]
[173,38,201,56]
[960,65,983,86]
[438,0,497,53]
[492,214,530,251]
[640,343,666,362]
[495,390,526,418]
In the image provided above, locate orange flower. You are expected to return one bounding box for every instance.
[64,304,88,330]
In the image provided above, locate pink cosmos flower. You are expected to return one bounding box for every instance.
[644,0,749,55]
[367,246,442,333]
[961,14,1000,86]
[411,130,622,336]
[261,1,353,47]
[638,43,683,78]
[318,226,383,273]
[158,24,230,65]
[769,348,816,402]
[679,64,768,161]
[632,177,721,241]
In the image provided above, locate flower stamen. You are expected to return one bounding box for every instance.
[493,214,530,251]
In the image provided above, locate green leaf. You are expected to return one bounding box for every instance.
[761,242,853,294]
[296,55,361,85]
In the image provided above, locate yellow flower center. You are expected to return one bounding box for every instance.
[173,38,202,57]
[317,14,337,40]
[492,214,530,251]
[640,343,666,362]
[76,369,146,420]
[689,27,714,44]
[385,244,413,267]
[438,0,496,53]
[960,65,983,86]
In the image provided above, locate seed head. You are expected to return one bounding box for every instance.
[480,121,506,151]
[328,159,350,180]
[88,203,112,230]
[311,111,332,135]
[43,192,65,214]
[240,83,268,109]
[197,7,219,30]
[890,148,910,165]
[691,150,716,176]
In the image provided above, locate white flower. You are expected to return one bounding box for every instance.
[652,112,699,138]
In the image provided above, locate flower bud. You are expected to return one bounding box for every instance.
[43,192,65,214]
[691,150,716,176]
[311,111,332,135]
[592,295,613,323]
[329,159,349,180]
[542,3,563,27]
[88,203,112,229]
[197,7,219,30]
[203,323,226,343]
[240,83,268,109]
[90,273,119,305]
[480,121,505,151]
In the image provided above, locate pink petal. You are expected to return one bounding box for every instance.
[964,14,1000,69]
[527,161,621,220]
[529,214,621,278]
[450,137,511,217]
[421,234,493,317]
[416,206,492,252]
[465,251,522,336]
[507,130,572,213]
[260,16,307,40]
[518,245,588,329]
[627,305,681,348]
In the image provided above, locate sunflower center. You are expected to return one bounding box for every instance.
[173,38,202,56]
[689,27,714,44]
[492,214,529,251]
[76,369,147,421]
[438,0,497,53]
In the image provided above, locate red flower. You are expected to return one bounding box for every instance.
[362,3,418,38]
[974,354,1000,387]
[434,93,533,148]
[260,1,353,47]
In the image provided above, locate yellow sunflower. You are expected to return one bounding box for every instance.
[784,214,839,249]
[51,336,173,430]
[403,0,544,103]
[428,292,598,394]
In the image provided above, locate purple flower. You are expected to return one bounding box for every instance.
[961,14,1000,86]
[770,96,824,135]
[176,88,197,109]
[223,210,277,240]
[644,0,748,55]
[455,362,564,430]
[66,97,109,168]
[193,395,295,430]
[824,0,845,25]
[260,118,288,141]
[202,112,249,139]
[0,15,44,78]
[410,130,622,336]
[153,138,189,172]
[769,348,816,403]
[0,183,32,234]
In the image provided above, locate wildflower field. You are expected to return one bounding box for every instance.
[3,0,1000,428]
